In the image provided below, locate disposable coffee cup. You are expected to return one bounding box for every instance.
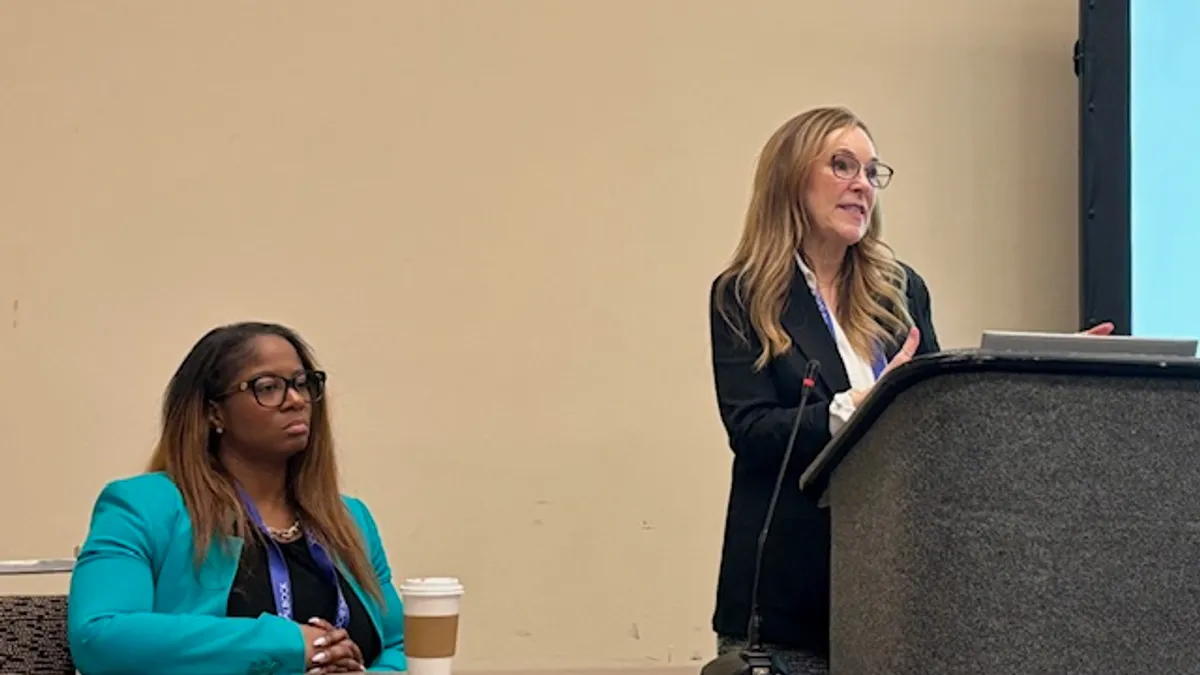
[399,577,464,675]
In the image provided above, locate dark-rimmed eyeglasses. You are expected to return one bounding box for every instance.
[214,370,326,408]
[830,152,894,189]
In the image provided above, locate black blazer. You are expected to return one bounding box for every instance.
[708,262,939,655]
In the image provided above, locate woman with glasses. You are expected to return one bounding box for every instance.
[68,322,405,674]
[705,107,1115,674]
[704,107,939,675]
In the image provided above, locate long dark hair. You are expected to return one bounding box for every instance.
[146,321,381,601]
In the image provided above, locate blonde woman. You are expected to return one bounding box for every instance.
[68,322,405,674]
[707,107,1112,673]
[708,106,929,674]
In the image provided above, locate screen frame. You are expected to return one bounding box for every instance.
[1077,0,1131,333]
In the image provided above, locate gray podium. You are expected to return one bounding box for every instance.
[799,350,1200,675]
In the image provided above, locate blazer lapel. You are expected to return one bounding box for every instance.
[338,560,385,643]
[198,536,244,591]
[780,276,851,395]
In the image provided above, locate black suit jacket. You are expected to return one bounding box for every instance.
[708,262,939,654]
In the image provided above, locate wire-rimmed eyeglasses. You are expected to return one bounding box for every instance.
[830,151,894,189]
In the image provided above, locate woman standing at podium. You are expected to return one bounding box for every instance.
[706,106,939,674]
[705,107,1115,673]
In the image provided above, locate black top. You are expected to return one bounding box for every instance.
[227,538,382,666]
[707,262,940,655]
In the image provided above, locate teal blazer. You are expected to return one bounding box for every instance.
[67,472,406,675]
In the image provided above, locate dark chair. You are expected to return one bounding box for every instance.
[0,558,76,674]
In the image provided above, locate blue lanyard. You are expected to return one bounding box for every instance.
[237,487,350,629]
[810,286,886,380]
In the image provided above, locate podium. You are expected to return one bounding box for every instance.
[799,350,1200,675]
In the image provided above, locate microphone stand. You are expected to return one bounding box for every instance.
[702,360,821,675]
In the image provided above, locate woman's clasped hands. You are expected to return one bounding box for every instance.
[301,617,365,674]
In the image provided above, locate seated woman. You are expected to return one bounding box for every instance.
[68,322,406,675]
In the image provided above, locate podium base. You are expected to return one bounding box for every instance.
[698,647,782,675]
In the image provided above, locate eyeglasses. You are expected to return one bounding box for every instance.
[215,370,326,408]
[830,152,894,189]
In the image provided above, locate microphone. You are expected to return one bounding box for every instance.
[701,359,822,675]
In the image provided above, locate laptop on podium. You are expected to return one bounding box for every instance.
[980,330,1198,358]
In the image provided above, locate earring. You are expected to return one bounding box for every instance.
[214,426,224,435]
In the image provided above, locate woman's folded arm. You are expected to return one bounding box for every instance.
[68,479,307,675]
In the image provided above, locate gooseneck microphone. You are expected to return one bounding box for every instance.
[702,359,822,675]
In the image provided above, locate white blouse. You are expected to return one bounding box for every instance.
[795,255,876,436]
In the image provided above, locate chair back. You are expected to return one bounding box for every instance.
[0,559,76,674]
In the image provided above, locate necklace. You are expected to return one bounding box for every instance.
[267,520,303,543]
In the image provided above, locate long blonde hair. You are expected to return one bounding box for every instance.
[147,322,382,602]
[716,106,912,370]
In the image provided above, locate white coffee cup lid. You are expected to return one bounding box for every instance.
[399,576,464,596]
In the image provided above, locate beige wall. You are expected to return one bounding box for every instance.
[0,1,1080,671]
